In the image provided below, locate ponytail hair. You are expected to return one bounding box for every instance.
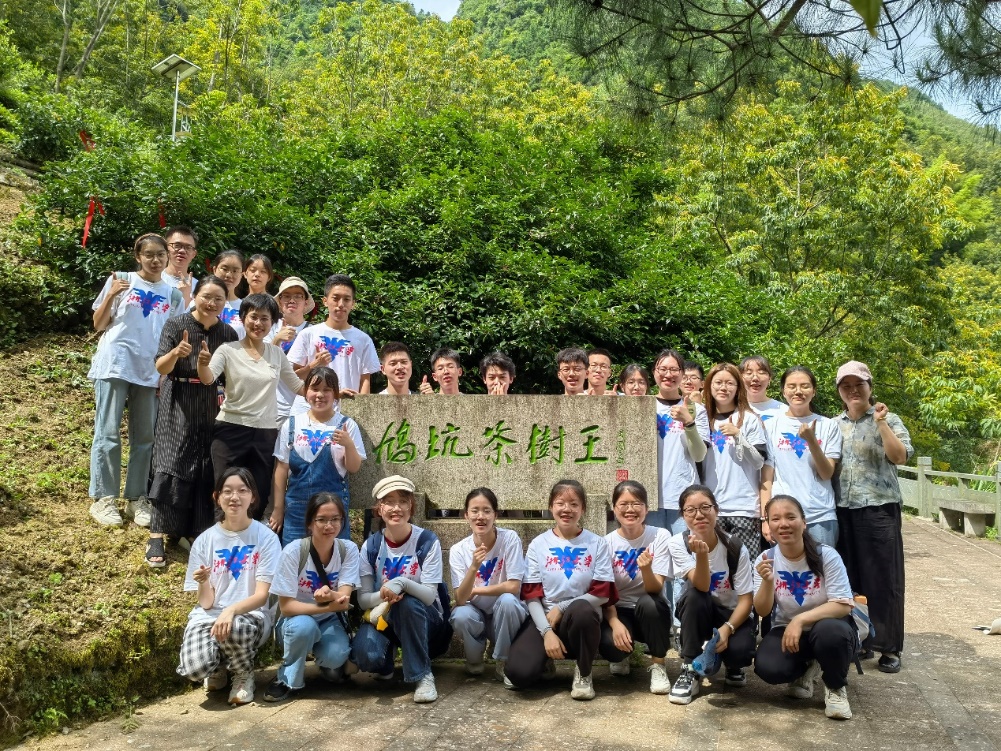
[764,494,825,579]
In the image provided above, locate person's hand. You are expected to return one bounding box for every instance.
[309,346,332,368]
[419,376,434,395]
[715,625,731,653]
[756,555,774,582]
[719,421,739,437]
[689,537,710,555]
[314,585,336,604]
[339,389,358,398]
[546,606,563,628]
[174,330,192,359]
[109,276,131,297]
[874,402,889,421]
[177,272,192,300]
[192,564,211,583]
[380,583,403,604]
[671,394,694,425]
[211,607,235,642]
[197,340,211,367]
[689,391,704,404]
[268,508,283,533]
[637,547,654,569]
[488,380,505,395]
[782,617,804,653]
[333,426,355,449]
[544,630,567,660]
[798,419,817,444]
[611,619,633,652]
[329,592,350,611]
[273,325,297,345]
[609,383,620,396]
[472,543,489,567]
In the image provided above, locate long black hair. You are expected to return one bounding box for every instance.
[764,494,825,578]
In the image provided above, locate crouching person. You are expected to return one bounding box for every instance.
[265,492,360,702]
[176,468,281,705]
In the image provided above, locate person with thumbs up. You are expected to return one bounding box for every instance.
[146,275,239,567]
[759,367,843,546]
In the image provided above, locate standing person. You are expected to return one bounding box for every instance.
[176,468,281,706]
[351,476,452,704]
[586,348,613,395]
[243,254,273,296]
[145,275,238,566]
[760,367,843,546]
[449,488,528,684]
[479,351,516,395]
[270,277,315,423]
[419,347,464,395]
[834,360,912,674]
[555,347,589,396]
[617,363,652,396]
[210,250,246,339]
[668,485,755,705]
[88,233,181,527]
[600,481,673,694]
[199,294,304,522]
[162,225,199,308]
[505,480,615,700]
[681,361,705,404]
[379,342,414,395]
[288,274,381,402]
[753,495,856,720]
[703,363,768,559]
[270,367,364,545]
[740,355,784,423]
[265,492,360,702]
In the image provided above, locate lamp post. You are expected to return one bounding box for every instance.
[152,54,201,142]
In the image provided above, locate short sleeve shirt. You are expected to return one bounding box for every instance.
[656,399,711,510]
[524,529,615,613]
[269,319,309,420]
[287,323,380,410]
[667,532,753,611]
[752,545,853,628]
[270,538,361,604]
[359,525,444,611]
[273,412,366,478]
[604,526,672,608]
[209,341,303,428]
[764,412,842,525]
[448,528,526,613]
[704,411,767,517]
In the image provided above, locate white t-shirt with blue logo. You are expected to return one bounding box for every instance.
[273,411,366,478]
[656,399,711,510]
[218,299,244,339]
[287,323,381,411]
[752,545,853,628]
[269,319,309,420]
[667,531,753,611]
[524,529,615,613]
[764,412,843,525]
[449,527,526,614]
[704,411,767,517]
[604,526,672,608]
[270,538,361,605]
[749,398,784,424]
[359,525,444,611]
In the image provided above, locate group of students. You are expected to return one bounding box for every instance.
[86,227,916,719]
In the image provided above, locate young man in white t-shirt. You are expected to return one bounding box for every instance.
[161,225,199,308]
[379,341,414,395]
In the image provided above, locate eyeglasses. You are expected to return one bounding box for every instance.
[681,375,702,382]
[589,364,611,372]
[167,242,196,252]
[655,367,681,375]
[558,366,585,375]
[616,501,646,510]
[314,516,342,527]
[434,363,459,373]
[380,499,411,509]
[280,293,306,302]
[682,503,716,518]
[220,488,252,498]
[140,252,167,260]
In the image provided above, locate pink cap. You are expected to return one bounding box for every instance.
[836,360,872,386]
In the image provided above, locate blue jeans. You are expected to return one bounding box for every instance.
[450,593,528,663]
[646,509,688,627]
[808,520,839,547]
[89,377,157,499]
[276,614,350,689]
[350,595,446,683]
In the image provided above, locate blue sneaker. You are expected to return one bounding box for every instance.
[692,629,723,677]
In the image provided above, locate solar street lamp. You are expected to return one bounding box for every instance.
[152,54,201,142]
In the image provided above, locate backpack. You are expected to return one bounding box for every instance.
[268,537,348,615]
[115,271,183,312]
[364,528,454,659]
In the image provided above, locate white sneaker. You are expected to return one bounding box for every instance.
[541,658,558,680]
[228,672,255,705]
[495,661,514,688]
[126,497,152,527]
[89,497,123,527]
[787,660,822,700]
[669,665,699,705]
[609,659,631,676]
[570,665,595,700]
[824,685,853,720]
[204,665,228,692]
[649,662,671,695]
[414,673,438,703]
[465,660,485,676]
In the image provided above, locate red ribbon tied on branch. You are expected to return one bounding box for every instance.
[82,197,105,248]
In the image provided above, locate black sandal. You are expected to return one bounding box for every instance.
[145,537,166,568]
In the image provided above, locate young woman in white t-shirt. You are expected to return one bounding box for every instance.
[176,467,281,706]
[449,487,528,684]
[668,485,755,705]
[88,234,178,528]
[209,249,245,337]
[506,480,615,701]
[740,355,784,422]
[703,363,768,559]
[264,492,360,702]
[753,495,856,720]
[760,367,843,546]
[599,481,673,694]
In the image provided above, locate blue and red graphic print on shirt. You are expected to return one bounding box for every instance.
[614,548,644,579]
[711,430,729,453]
[219,307,239,325]
[778,432,822,459]
[476,557,500,585]
[297,429,334,454]
[214,545,259,579]
[382,555,418,581]
[317,336,355,358]
[657,413,686,438]
[776,570,821,605]
[710,571,731,593]
[299,569,339,592]
[545,546,591,580]
[127,289,168,318]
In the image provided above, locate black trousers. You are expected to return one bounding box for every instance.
[754,618,855,690]
[506,600,600,688]
[210,421,278,522]
[598,593,673,661]
[836,503,905,654]
[675,588,755,667]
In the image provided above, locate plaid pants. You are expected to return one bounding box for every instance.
[176,614,264,681]
[718,515,763,560]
